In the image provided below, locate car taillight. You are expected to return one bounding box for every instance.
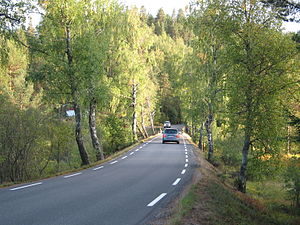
[163,134,166,138]
[176,135,180,138]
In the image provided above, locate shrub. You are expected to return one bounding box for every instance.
[284,157,300,210]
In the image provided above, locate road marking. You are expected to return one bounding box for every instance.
[110,161,118,165]
[185,155,188,158]
[186,159,189,162]
[140,147,143,149]
[185,152,188,155]
[147,193,167,207]
[64,173,82,178]
[121,156,128,160]
[181,169,186,175]
[172,178,181,186]
[10,182,42,191]
[93,166,104,171]
[130,152,134,155]
[135,149,139,152]
[185,163,188,168]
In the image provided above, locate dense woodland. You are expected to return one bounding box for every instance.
[0,0,300,210]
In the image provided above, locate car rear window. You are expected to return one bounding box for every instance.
[165,129,178,134]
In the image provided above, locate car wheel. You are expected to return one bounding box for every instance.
[162,141,165,144]
[177,141,179,144]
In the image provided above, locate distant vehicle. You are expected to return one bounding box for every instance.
[162,128,180,144]
[163,121,171,128]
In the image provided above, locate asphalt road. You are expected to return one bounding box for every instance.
[0,128,197,225]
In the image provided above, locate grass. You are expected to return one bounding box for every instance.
[171,185,198,225]
[247,180,300,225]
[171,177,288,225]
[208,181,279,225]
[170,135,300,225]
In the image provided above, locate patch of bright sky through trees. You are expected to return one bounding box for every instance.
[31,0,299,33]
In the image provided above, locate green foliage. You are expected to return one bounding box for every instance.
[284,157,300,209]
[0,0,34,35]
[0,1,299,201]
[0,100,46,182]
[215,132,243,167]
[103,114,132,154]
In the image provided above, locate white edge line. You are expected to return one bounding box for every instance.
[93,166,104,171]
[147,193,167,207]
[110,161,118,165]
[181,169,186,175]
[130,152,134,155]
[172,178,181,186]
[121,156,128,160]
[64,172,82,178]
[10,182,42,191]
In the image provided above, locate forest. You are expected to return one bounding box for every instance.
[0,0,299,214]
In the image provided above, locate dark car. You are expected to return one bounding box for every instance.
[163,121,171,128]
[162,128,180,144]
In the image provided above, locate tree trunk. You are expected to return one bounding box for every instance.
[287,125,291,154]
[137,124,147,139]
[237,74,253,193]
[74,101,90,165]
[132,82,138,141]
[238,132,251,193]
[147,97,155,135]
[89,97,104,161]
[205,103,214,162]
[141,105,149,138]
[65,23,89,166]
[198,122,204,150]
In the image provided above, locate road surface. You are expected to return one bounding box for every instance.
[0,130,197,225]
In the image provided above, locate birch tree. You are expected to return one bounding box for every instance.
[36,0,91,165]
[227,0,298,193]
[188,0,230,161]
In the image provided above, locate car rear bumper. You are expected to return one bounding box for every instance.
[162,138,179,143]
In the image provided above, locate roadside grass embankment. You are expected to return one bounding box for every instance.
[170,135,300,225]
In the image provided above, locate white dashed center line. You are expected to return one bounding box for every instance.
[181,169,186,175]
[147,193,167,207]
[121,156,128,160]
[185,155,188,158]
[93,166,104,171]
[172,178,181,186]
[10,182,42,191]
[186,159,189,162]
[185,163,188,168]
[130,152,134,155]
[64,173,82,178]
[110,161,118,165]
